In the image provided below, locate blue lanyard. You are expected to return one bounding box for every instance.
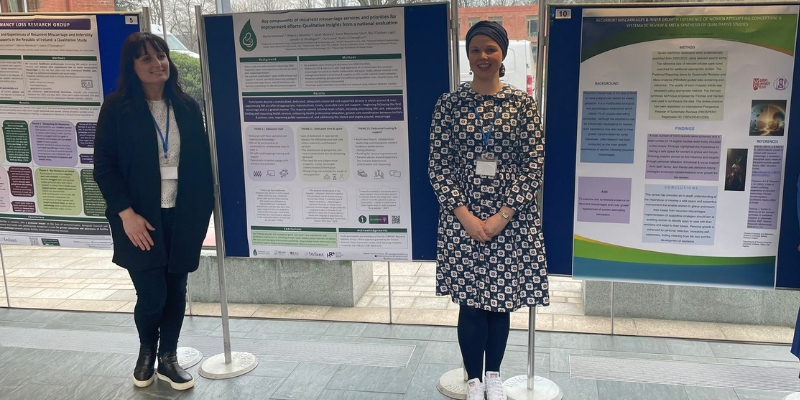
[150,103,170,162]
[474,105,500,148]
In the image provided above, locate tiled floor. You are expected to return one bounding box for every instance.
[0,307,797,400]
[0,245,795,344]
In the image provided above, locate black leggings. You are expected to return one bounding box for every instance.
[127,208,187,355]
[457,305,511,381]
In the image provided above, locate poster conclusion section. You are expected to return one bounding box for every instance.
[573,6,798,288]
[0,15,111,248]
[232,9,413,261]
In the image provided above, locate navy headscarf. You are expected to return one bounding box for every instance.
[465,21,509,59]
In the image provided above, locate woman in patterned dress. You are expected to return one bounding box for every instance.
[428,21,549,400]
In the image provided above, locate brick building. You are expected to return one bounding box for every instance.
[1,0,114,13]
[458,5,540,43]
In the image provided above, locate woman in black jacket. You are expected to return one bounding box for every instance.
[93,32,214,391]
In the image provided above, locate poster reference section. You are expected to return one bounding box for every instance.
[0,16,111,249]
[573,6,798,288]
[232,9,412,261]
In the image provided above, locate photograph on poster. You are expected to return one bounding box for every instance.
[724,148,748,192]
[749,100,786,136]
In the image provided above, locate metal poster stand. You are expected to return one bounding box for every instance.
[195,5,258,379]
[503,1,562,398]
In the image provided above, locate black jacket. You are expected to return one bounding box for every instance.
[93,91,214,273]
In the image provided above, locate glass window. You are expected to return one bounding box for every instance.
[468,17,480,28]
[488,16,502,26]
[527,16,538,38]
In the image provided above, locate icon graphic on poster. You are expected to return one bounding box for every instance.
[324,173,331,180]
[267,170,276,176]
[280,169,289,178]
[389,170,401,178]
[358,215,367,224]
[358,169,368,178]
[374,170,384,179]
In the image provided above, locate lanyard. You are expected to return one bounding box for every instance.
[150,102,170,162]
[474,104,500,149]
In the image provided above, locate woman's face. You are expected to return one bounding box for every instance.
[133,42,170,88]
[468,35,503,81]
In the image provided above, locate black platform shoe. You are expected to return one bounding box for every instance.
[156,351,195,390]
[133,345,157,387]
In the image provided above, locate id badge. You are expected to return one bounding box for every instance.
[160,166,178,180]
[476,160,497,177]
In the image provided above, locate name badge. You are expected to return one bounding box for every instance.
[160,166,178,180]
[475,160,497,177]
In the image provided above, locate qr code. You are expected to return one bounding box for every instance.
[81,80,93,89]
[391,215,400,224]
[29,237,40,246]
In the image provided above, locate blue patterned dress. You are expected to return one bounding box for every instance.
[428,83,549,312]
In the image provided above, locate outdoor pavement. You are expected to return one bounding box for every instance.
[0,245,794,345]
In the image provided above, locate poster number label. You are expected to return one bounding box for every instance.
[126,15,139,25]
[555,9,571,19]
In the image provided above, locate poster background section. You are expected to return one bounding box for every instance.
[543,4,800,289]
[204,4,449,260]
[0,14,139,249]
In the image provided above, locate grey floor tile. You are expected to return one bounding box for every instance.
[429,327,458,342]
[247,361,299,378]
[734,388,793,400]
[271,362,339,399]
[327,341,424,394]
[206,328,251,339]
[42,322,134,334]
[180,316,222,331]
[549,332,594,350]
[590,350,672,361]
[507,329,550,349]
[362,324,434,340]
[53,311,132,326]
[420,341,461,364]
[549,348,592,373]
[244,331,323,342]
[590,336,672,355]
[500,350,550,379]
[709,343,796,362]
[596,381,689,400]
[548,371,599,400]
[665,339,716,357]
[252,320,332,335]
[317,390,404,400]
[403,363,459,400]
[0,320,48,329]
[323,322,368,337]
[671,355,720,364]
[223,318,265,333]
[715,357,800,369]
[684,386,738,400]
[176,375,285,400]
[5,384,66,400]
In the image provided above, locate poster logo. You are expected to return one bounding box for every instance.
[753,78,770,90]
[239,20,257,52]
[774,77,789,90]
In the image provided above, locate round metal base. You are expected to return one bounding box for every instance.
[176,347,203,369]
[504,375,563,400]
[436,367,467,399]
[198,352,258,380]
[783,394,800,400]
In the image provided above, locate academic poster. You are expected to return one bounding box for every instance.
[0,16,111,248]
[573,6,798,287]
[232,8,413,261]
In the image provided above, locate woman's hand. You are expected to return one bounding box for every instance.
[454,206,490,243]
[119,208,155,251]
[483,214,509,238]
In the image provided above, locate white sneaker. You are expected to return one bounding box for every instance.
[466,377,485,400]
[485,371,507,400]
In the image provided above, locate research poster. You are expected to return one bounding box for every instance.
[0,16,111,248]
[232,9,413,261]
[573,6,798,287]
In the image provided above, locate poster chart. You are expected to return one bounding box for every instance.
[232,8,412,261]
[572,5,798,288]
[0,15,111,248]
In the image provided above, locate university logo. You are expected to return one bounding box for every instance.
[774,77,789,90]
[239,20,257,52]
[753,78,770,90]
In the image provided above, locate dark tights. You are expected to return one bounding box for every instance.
[457,305,511,381]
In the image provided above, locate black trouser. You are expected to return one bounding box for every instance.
[128,208,187,355]
[458,305,511,381]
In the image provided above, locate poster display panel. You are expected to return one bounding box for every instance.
[0,15,112,248]
[231,9,413,260]
[572,6,799,287]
